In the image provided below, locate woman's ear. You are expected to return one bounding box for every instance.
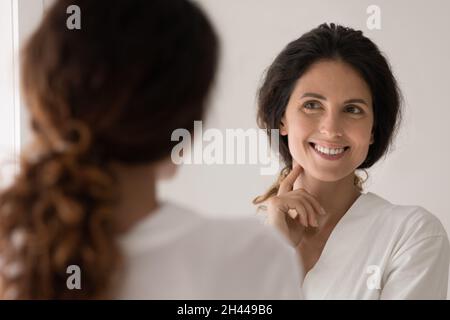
[280,117,288,136]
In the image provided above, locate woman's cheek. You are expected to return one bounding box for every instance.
[286,132,308,165]
[352,143,371,166]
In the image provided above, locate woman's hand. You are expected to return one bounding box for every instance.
[266,164,326,247]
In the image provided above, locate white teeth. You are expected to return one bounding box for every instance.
[313,143,345,155]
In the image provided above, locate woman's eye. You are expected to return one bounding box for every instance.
[346,105,363,114]
[302,102,364,114]
[303,101,321,110]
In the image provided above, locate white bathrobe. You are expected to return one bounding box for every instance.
[116,202,303,299]
[302,191,450,299]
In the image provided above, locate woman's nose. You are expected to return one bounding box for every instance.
[319,113,343,138]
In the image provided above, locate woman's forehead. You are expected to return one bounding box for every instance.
[293,59,373,104]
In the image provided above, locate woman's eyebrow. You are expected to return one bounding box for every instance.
[344,98,369,106]
[300,92,368,106]
[300,92,327,100]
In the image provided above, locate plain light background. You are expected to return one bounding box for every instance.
[0,0,449,297]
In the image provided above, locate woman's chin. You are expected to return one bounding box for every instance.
[303,168,353,183]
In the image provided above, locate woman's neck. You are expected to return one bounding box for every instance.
[293,171,361,224]
[110,163,158,234]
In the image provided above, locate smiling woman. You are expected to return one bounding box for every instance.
[282,59,375,181]
[253,23,450,299]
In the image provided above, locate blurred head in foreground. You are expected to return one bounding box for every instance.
[0,0,218,299]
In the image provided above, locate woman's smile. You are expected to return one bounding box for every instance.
[308,142,350,161]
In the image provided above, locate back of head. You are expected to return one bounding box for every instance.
[0,0,218,299]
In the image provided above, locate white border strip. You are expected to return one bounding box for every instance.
[11,0,21,174]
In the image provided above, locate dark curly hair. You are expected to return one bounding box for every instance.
[0,0,218,299]
[254,23,402,204]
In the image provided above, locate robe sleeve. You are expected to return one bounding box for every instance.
[380,235,450,299]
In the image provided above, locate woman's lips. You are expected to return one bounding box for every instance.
[309,142,350,161]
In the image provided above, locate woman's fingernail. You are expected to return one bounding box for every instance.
[289,209,298,219]
[320,208,327,215]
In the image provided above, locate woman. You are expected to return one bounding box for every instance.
[254,23,450,299]
[0,0,302,299]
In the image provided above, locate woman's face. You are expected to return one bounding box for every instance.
[281,59,374,182]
